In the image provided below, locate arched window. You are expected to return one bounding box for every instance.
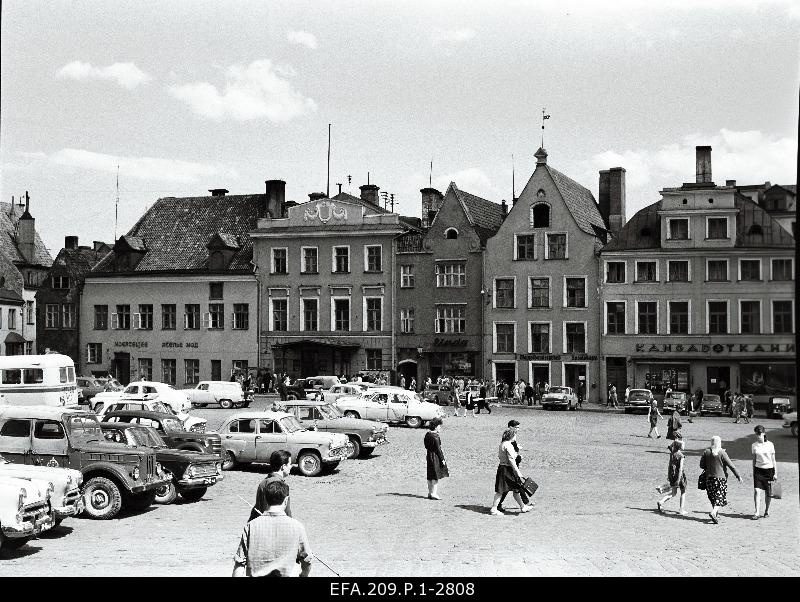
[531,203,550,228]
[747,224,763,236]
[445,228,458,239]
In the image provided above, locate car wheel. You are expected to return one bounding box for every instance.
[405,416,423,428]
[297,451,323,477]
[344,411,360,419]
[792,423,798,438]
[219,399,233,409]
[222,451,238,471]
[180,487,207,503]
[346,437,361,459]
[194,403,208,408]
[82,476,123,520]
[154,480,178,505]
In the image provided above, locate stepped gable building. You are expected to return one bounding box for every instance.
[483,148,611,399]
[0,197,54,355]
[395,182,504,383]
[80,187,268,384]
[599,146,796,408]
[35,237,111,366]
[251,182,414,379]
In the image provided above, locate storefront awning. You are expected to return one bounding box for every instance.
[4,331,26,344]
[271,338,361,350]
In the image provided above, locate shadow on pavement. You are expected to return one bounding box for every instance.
[0,544,42,559]
[377,492,429,500]
[38,524,74,539]
[455,504,492,515]
[625,506,709,523]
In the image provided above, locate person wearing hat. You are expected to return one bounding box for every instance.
[751,425,777,519]
[424,418,448,500]
[496,420,531,512]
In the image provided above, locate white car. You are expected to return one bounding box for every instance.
[183,381,249,409]
[782,411,798,437]
[541,386,578,411]
[322,383,371,403]
[91,381,192,414]
[95,399,207,433]
[0,473,54,552]
[334,387,446,428]
[0,455,84,526]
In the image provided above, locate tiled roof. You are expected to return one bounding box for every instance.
[0,252,24,297]
[0,287,24,304]
[210,233,241,249]
[545,166,607,236]
[449,182,504,242]
[49,246,111,282]
[601,195,795,252]
[0,202,54,267]
[92,194,263,273]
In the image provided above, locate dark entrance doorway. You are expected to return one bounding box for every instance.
[606,357,627,396]
[530,364,550,388]
[564,364,587,391]
[706,366,730,397]
[494,362,516,387]
[397,361,418,389]
[300,348,320,378]
[112,352,131,385]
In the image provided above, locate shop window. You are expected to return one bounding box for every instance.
[741,363,796,396]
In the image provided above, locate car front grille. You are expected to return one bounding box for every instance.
[192,463,218,478]
[210,439,222,454]
[64,487,82,507]
[331,446,348,458]
[146,454,156,478]
[22,501,49,523]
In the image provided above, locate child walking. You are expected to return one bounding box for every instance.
[657,439,687,515]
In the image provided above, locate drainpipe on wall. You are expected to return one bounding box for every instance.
[391,236,397,384]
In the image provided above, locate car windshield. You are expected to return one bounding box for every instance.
[549,387,569,394]
[128,427,167,448]
[68,415,104,442]
[319,405,344,419]
[629,391,650,400]
[705,395,721,402]
[161,418,185,433]
[279,416,304,433]
[150,402,172,414]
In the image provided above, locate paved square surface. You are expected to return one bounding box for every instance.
[1,399,797,576]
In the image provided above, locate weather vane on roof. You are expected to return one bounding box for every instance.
[541,108,550,148]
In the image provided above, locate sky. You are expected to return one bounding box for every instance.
[1,0,798,257]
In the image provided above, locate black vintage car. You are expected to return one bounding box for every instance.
[99,423,222,504]
[102,410,222,456]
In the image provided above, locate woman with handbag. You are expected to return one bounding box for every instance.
[489,428,533,515]
[424,418,448,500]
[751,425,777,519]
[700,435,742,524]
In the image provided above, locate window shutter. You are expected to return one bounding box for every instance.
[111,313,119,329]
[203,313,211,329]
[132,313,141,330]
[184,313,189,329]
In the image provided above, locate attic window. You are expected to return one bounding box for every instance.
[445,228,459,240]
[682,199,688,205]
[748,224,763,236]
[640,227,653,237]
[531,203,550,228]
[708,198,714,204]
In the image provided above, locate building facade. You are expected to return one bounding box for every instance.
[737,182,796,238]
[36,236,111,366]
[599,146,796,406]
[251,183,409,380]
[483,148,610,398]
[80,191,260,384]
[395,183,504,383]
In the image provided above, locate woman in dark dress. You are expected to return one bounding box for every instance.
[424,418,448,499]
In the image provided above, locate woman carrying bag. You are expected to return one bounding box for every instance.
[424,418,448,500]
[489,428,533,515]
[700,435,742,524]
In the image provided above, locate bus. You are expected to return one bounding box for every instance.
[0,354,79,407]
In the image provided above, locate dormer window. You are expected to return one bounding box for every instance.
[52,275,70,289]
[531,203,550,228]
[445,228,458,240]
[112,236,148,272]
[206,232,239,271]
[748,224,763,236]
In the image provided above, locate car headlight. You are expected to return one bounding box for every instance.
[186,465,196,478]
[131,467,140,480]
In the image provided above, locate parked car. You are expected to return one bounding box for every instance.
[0,473,54,553]
[183,381,249,409]
[99,423,222,504]
[91,381,192,415]
[663,391,688,414]
[0,406,169,520]
[334,387,446,428]
[100,378,124,391]
[701,394,724,416]
[541,386,578,411]
[279,400,388,458]
[219,411,350,477]
[0,454,84,526]
[322,383,370,403]
[782,411,797,437]
[422,384,453,406]
[284,378,320,400]
[95,399,207,433]
[304,376,343,391]
[102,410,222,456]
[624,389,654,413]
[768,396,793,419]
[76,376,108,405]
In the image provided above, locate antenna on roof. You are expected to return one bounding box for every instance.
[326,123,331,198]
[390,193,395,213]
[429,159,433,188]
[336,182,343,195]
[512,154,515,201]
[541,108,550,147]
[367,171,370,185]
[114,165,120,243]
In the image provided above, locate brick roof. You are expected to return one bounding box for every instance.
[49,246,112,282]
[602,195,795,252]
[449,182,504,242]
[0,202,54,267]
[92,194,262,273]
[544,166,607,236]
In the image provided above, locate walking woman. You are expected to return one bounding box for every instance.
[647,396,663,438]
[666,407,682,440]
[657,438,687,515]
[424,418,448,499]
[751,425,777,519]
[700,435,742,524]
[489,428,534,515]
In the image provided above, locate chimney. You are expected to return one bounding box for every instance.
[500,199,508,217]
[607,167,627,235]
[264,179,286,218]
[208,188,229,197]
[534,147,548,166]
[17,191,36,263]
[695,146,713,184]
[420,187,444,227]
[359,184,380,207]
[308,192,327,202]
[64,236,79,250]
[598,170,611,227]
[725,179,736,187]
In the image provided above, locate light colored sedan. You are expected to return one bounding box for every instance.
[541,386,578,411]
[0,454,83,525]
[334,388,446,428]
[782,411,798,437]
[322,383,371,403]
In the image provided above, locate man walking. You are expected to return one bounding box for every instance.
[524,381,534,406]
[250,450,293,521]
[233,481,312,577]
[497,420,532,512]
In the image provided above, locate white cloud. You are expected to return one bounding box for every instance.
[583,129,798,218]
[169,60,317,122]
[431,27,476,45]
[434,168,493,197]
[56,61,151,89]
[287,30,318,49]
[49,148,237,184]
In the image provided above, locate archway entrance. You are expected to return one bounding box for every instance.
[397,360,418,389]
